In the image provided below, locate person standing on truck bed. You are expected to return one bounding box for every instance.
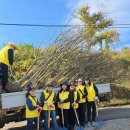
[0,42,17,93]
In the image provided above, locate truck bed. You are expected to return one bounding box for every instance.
[1,83,111,110]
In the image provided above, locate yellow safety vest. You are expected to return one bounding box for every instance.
[76,85,86,103]
[86,83,96,102]
[26,96,38,118]
[73,91,79,109]
[42,91,55,110]
[58,91,70,109]
[0,45,13,66]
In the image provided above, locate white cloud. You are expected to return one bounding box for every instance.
[66,0,130,49]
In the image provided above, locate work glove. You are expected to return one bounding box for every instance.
[95,96,99,101]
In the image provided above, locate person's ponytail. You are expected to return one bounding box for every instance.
[26,92,30,98]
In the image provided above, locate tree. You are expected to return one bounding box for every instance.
[77,6,119,50]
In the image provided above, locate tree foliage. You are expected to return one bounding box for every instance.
[77,6,120,50]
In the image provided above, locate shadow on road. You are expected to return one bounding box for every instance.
[8,126,26,130]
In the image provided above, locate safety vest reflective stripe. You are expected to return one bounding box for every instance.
[58,91,70,109]
[0,45,13,66]
[42,91,55,110]
[86,83,96,102]
[26,96,38,118]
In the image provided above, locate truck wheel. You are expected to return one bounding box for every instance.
[0,123,4,128]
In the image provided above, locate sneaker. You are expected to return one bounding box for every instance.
[92,121,96,127]
[87,122,91,127]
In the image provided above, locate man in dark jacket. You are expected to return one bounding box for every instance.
[0,43,17,93]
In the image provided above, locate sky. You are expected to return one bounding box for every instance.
[0,0,130,50]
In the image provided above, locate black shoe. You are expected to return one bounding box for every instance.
[2,89,10,93]
[1,89,7,93]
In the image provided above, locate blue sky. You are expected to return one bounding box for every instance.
[0,0,130,50]
[0,0,70,48]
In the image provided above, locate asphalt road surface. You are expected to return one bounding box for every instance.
[1,105,130,130]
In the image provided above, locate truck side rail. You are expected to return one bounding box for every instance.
[1,83,111,110]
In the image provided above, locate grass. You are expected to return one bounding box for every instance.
[99,97,130,107]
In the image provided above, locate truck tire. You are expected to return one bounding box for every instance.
[0,123,4,128]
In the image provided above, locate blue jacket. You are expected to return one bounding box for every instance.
[26,96,40,111]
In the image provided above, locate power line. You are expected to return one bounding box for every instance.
[0,16,68,20]
[1,16,130,20]
[0,23,130,28]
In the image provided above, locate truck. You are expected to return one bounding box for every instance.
[0,83,111,128]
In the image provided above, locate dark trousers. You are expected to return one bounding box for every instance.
[58,108,69,128]
[68,108,77,130]
[0,63,8,90]
[87,101,96,122]
[26,118,37,130]
[77,103,86,127]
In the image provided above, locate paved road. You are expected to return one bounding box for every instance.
[1,105,130,130]
[99,105,130,121]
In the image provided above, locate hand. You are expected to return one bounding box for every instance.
[38,106,42,111]
[36,105,42,111]
[72,102,76,106]
[95,96,99,101]
[50,103,55,108]
[47,103,51,107]
[44,101,47,104]
[36,105,40,108]
[60,100,63,103]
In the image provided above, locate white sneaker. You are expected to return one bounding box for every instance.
[92,121,96,127]
[87,122,91,127]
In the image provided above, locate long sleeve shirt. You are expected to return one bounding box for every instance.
[8,49,14,65]
[26,96,39,111]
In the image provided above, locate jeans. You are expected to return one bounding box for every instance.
[43,110,59,130]
[26,118,37,130]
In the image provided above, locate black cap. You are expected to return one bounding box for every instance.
[84,77,90,81]
[28,85,34,92]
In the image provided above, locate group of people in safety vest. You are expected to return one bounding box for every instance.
[26,77,99,130]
